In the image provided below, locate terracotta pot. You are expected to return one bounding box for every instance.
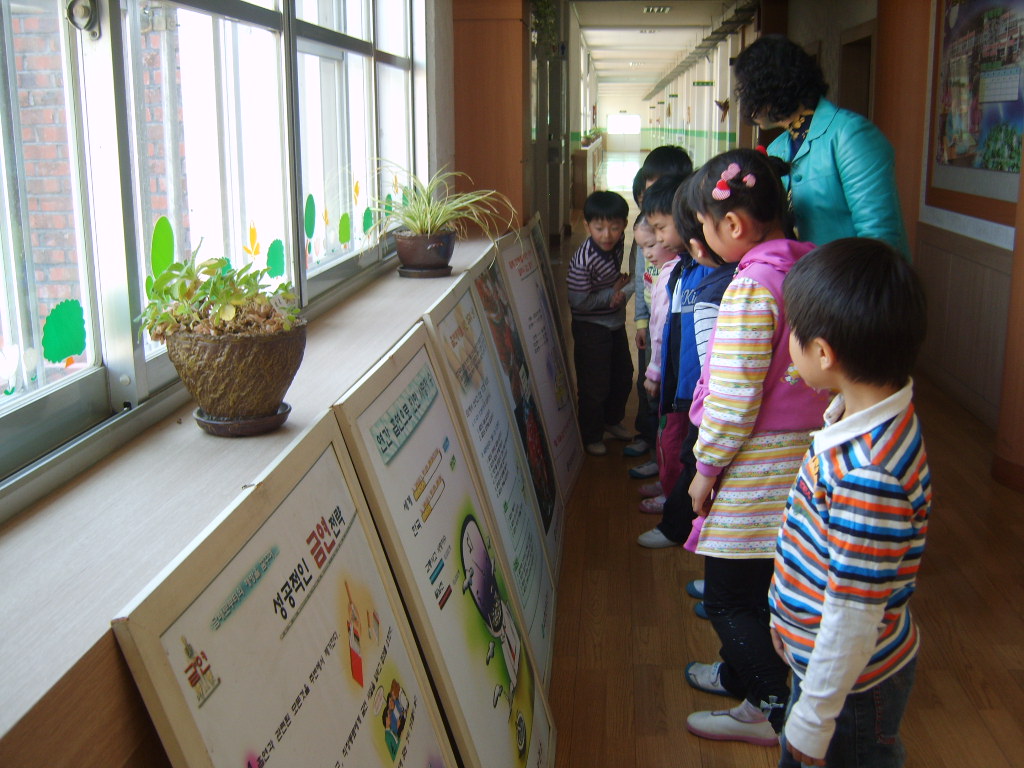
[395,229,455,277]
[165,321,307,434]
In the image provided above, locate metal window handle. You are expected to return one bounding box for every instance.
[67,0,101,40]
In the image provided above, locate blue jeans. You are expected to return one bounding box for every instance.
[779,656,917,768]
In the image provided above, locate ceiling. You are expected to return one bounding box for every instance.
[572,1,742,96]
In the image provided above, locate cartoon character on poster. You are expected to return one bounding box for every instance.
[459,513,531,759]
[380,678,409,759]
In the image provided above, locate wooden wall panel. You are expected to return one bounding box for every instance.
[875,0,931,258]
[915,223,1011,429]
[0,632,171,768]
[452,1,529,218]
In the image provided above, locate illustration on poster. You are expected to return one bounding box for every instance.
[459,515,529,756]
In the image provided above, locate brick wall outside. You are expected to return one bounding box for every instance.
[5,10,178,385]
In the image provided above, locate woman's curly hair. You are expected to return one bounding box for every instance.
[733,35,828,124]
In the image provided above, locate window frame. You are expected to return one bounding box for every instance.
[0,0,419,522]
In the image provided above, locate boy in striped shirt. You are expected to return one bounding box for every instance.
[567,190,633,456]
[770,238,931,768]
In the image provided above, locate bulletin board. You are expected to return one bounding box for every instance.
[332,324,555,768]
[493,232,583,510]
[469,259,566,574]
[926,0,1024,223]
[423,278,557,685]
[111,414,458,768]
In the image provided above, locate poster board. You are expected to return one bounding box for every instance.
[332,324,555,768]
[423,280,557,685]
[111,414,457,768]
[525,213,572,384]
[926,0,1024,224]
[493,232,583,507]
[468,258,566,574]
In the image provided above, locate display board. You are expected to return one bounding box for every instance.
[112,415,457,768]
[333,325,555,768]
[525,214,570,381]
[470,260,565,573]
[424,281,557,684]
[493,233,583,509]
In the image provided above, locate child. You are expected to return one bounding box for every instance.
[567,190,634,456]
[637,175,710,515]
[681,148,831,746]
[771,238,930,767]
[627,208,661,475]
[636,221,680,485]
[628,147,695,469]
[637,177,733,550]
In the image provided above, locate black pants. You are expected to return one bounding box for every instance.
[657,419,699,542]
[571,319,633,444]
[704,555,790,732]
[633,341,658,446]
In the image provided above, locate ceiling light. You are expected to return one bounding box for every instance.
[639,29,657,34]
[644,6,672,13]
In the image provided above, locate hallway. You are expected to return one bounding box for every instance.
[547,153,1024,768]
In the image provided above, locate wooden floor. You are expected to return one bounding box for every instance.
[546,153,1024,768]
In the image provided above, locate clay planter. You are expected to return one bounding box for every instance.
[395,229,455,278]
[165,321,307,436]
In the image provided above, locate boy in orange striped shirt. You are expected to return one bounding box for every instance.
[770,239,931,768]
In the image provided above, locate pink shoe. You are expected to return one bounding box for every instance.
[639,495,665,514]
[638,481,663,498]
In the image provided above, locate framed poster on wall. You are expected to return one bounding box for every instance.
[927,0,1024,223]
[470,259,565,573]
[112,415,458,768]
[493,232,583,505]
[333,324,555,768]
[424,281,557,684]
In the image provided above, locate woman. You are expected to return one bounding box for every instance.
[732,35,908,255]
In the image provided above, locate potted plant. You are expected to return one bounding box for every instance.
[369,165,516,277]
[138,220,306,436]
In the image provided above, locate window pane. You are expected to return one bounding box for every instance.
[375,0,409,57]
[296,0,370,41]
[0,5,95,413]
[376,62,411,174]
[126,3,291,357]
[298,46,374,274]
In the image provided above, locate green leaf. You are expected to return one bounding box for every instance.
[339,212,351,243]
[267,239,285,277]
[41,299,87,363]
[362,207,374,234]
[304,194,317,239]
[151,216,174,277]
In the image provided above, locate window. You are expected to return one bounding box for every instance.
[607,113,641,135]
[0,0,419,518]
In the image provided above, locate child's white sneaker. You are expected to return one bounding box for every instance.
[686,700,778,747]
[684,661,732,696]
[603,423,632,440]
[585,441,607,456]
[637,528,677,548]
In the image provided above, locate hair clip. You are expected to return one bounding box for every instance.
[742,173,756,187]
[755,145,768,155]
[712,163,741,200]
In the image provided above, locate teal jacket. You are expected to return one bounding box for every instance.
[768,98,908,256]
